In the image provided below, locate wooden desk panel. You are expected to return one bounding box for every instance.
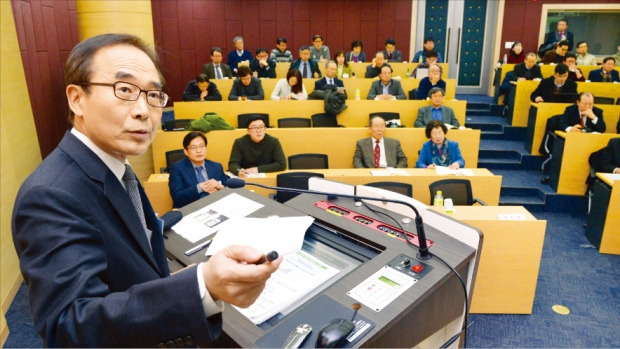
[552,132,620,195]
[205,77,456,101]
[144,168,500,215]
[529,103,620,155]
[512,81,620,127]
[173,100,467,128]
[430,206,546,314]
[151,127,480,172]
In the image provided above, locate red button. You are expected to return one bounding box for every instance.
[412,264,424,273]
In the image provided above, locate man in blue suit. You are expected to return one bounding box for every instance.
[314,60,347,98]
[11,33,281,347]
[169,132,229,208]
[587,57,620,82]
[289,46,321,79]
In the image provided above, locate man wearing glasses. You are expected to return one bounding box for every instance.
[228,115,286,177]
[12,34,281,347]
[168,131,229,208]
[353,116,408,168]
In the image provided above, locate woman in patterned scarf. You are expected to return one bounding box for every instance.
[416,120,465,169]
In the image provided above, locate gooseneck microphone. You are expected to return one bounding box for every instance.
[226,178,430,259]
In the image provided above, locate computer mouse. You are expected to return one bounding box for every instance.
[315,318,355,348]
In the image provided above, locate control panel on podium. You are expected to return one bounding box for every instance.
[166,184,482,348]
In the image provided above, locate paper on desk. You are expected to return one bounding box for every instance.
[435,166,474,176]
[370,167,408,176]
[205,216,314,256]
[173,192,264,243]
[608,174,620,180]
[498,213,526,220]
[234,250,340,324]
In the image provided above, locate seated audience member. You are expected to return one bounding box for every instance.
[559,92,606,133]
[228,115,286,177]
[383,38,403,62]
[575,41,597,66]
[353,116,408,168]
[587,57,620,82]
[227,36,253,76]
[250,48,276,78]
[530,64,577,103]
[512,52,543,81]
[271,69,307,100]
[228,66,265,101]
[367,65,406,100]
[563,54,585,82]
[599,138,620,174]
[335,51,354,79]
[203,47,233,79]
[413,37,444,63]
[412,50,438,78]
[544,18,574,51]
[416,120,465,169]
[290,46,321,79]
[416,63,446,100]
[169,132,229,208]
[541,40,569,64]
[315,60,346,97]
[270,37,294,63]
[365,51,388,78]
[310,34,330,62]
[507,42,525,64]
[182,73,222,101]
[414,87,459,128]
[347,40,366,63]
[613,44,620,66]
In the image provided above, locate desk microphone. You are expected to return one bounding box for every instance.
[226,178,430,259]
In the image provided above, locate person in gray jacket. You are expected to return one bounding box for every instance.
[414,87,460,128]
[367,65,406,100]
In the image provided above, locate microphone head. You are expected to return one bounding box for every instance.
[226,178,246,189]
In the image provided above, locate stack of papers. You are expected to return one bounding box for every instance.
[370,168,408,176]
[435,166,475,176]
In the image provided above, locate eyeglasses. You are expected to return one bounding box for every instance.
[77,81,168,108]
[187,144,206,151]
[249,126,266,132]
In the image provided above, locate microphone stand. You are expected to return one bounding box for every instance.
[232,180,430,260]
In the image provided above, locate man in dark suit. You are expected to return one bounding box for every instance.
[365,51,387,78]
[600,138,620,174]
[587,57,620,82]
[367,65,406,100]
[289,46,321,79]
[353,116,408,168]
[383,38,403,62]
[203,47,233,79]
[544,19,574,51]
[512,53,543,81]
[228,66,265,100]
[314,60,347,98]
[541,40,569,64]
[181,73,222,101]
[559,92,606,133]
[11,34,281,347]
[168,132,229,208]
[414,87,460,128]
[530,64,577,103]
[250,48,276,79]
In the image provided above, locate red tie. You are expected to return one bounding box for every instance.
[580,114,585,127]
[374,140,380,168]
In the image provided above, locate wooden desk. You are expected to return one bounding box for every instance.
[430,205,546,314]
[204,77,456,101]
[152,127,480,172]
[510,80,620,127]
[498,63,620,86]
[526,103,620,155]
[173,99,467,128]
[549,131,620,195]
[586,173,620,255]
[144,168,500,216]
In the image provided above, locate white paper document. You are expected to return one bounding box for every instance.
[370,168,408,176]
[435,166,475,176]
[498,213,526,220]
[173,193,264,243]
[206,216,314,256]
[234,250,340,324]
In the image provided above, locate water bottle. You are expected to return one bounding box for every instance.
[405,68,410,78]
[355,88,360,100]
[418,55,423,63]
[433,190,444,206]
[503,54,507,64]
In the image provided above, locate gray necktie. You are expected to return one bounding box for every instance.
[215,65,222,79]
[123,164,152,246]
